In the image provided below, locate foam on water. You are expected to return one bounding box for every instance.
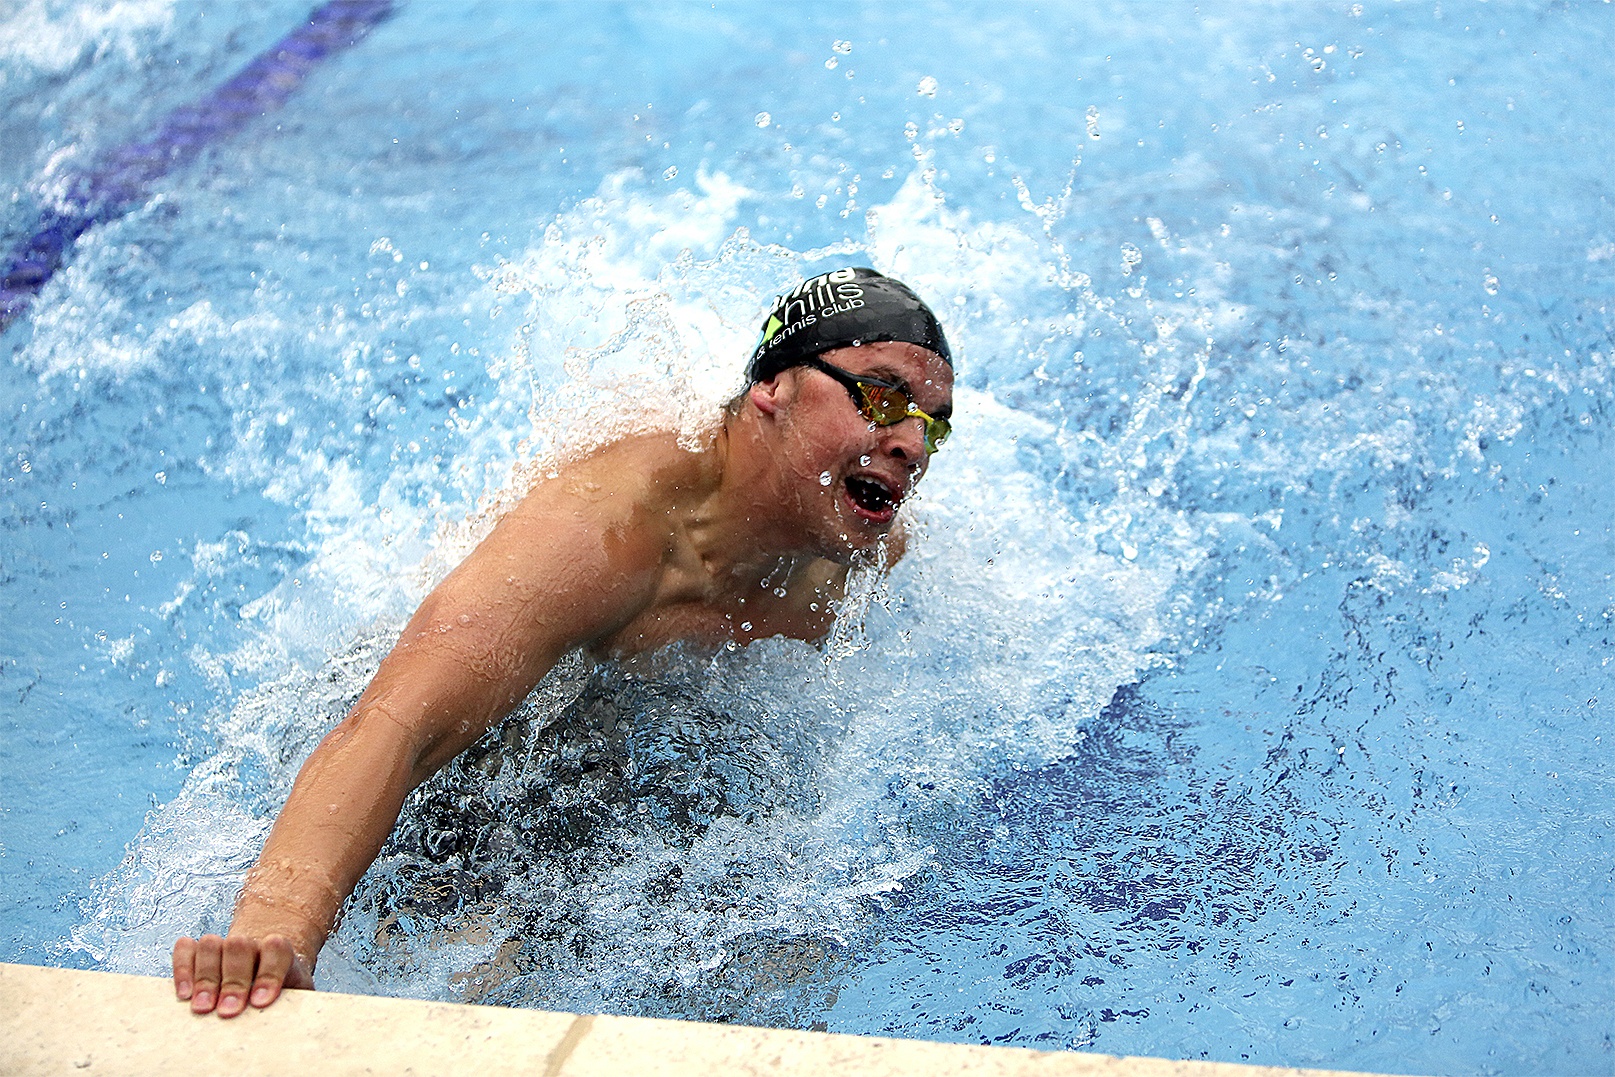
[0,0,173,75]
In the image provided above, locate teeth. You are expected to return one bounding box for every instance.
[847,476,895,513]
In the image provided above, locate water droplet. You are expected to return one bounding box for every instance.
[662,165,678,181]
[858,455,871,466]
[819,471,833,486]
[740,621,753,632]
[832,39,852,54]
[903,121,918,141]
[1483,271,1499,296]
[754,111,771,128]
[149,550,163,563]
[1085,105,1101,140]
[916,75,938,97]
[825,57,838,70]
[947,118,964,134]
[773,587,787,598]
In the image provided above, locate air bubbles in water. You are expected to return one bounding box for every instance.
[754,112,771,128]
[916,76,938,98]
[662,166,678,181]
[819,471,833,486]
[1483,270,1499,296]
[832,40,852,54]
[859,455,871,467]
[1085,106,1101,140]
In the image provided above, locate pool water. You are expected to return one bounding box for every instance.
[2,3,1610,1074]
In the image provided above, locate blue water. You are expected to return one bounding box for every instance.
[2,3,1611,1074]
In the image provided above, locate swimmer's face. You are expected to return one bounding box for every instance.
[753,340,954,560]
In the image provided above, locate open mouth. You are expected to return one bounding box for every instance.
[844,474,900,521]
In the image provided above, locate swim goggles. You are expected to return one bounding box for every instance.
[798,356,952,454]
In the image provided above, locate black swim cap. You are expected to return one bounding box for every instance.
[747,267,952,383]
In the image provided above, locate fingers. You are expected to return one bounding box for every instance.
[249,936,296,1009]
[172,937,197,1001]
[174,931,314,1016]
[215,935,258,1017]
[189,934,224,1014]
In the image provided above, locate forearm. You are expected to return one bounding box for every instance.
[230,703,420,967]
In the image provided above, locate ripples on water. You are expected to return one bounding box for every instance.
[2,3,1609,1074]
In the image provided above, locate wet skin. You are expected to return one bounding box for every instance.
[172,341,954,1015]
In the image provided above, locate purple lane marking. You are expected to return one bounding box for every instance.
[1,0,395,333]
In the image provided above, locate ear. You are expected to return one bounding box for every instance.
[749,374,789,416]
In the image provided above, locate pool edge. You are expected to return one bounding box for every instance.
[0,961,1417,1077]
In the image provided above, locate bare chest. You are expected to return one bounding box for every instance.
[595,573,840,657]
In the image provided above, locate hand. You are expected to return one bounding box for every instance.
[172,933,314,1017]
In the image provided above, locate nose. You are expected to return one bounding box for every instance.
[879,415,929,465]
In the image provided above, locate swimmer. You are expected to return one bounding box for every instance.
[171,267,955,1016]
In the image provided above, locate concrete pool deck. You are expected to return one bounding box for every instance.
[1,962,1412,1077]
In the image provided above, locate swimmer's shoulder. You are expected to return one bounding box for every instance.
[522,428,719,505]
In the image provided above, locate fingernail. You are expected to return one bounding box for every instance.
[176,981,193,1000]
[192,990,213,1011]
[251,987,272,1006]
[218,994,243,1016]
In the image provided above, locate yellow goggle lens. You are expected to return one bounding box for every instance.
[857,383,950,454]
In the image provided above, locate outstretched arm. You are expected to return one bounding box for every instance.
[173,467,664,1015]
